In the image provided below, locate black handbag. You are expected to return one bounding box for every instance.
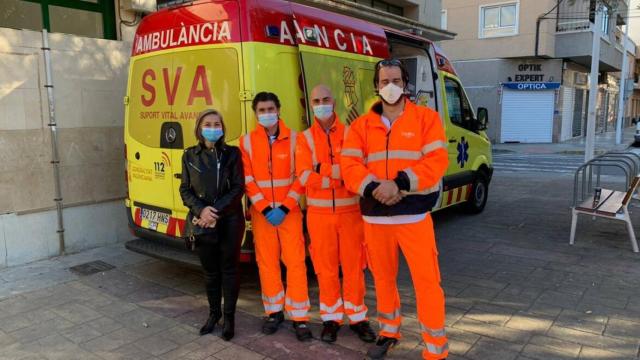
[183,212,197,251]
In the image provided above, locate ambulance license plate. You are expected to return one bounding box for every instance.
[140,208,170,226]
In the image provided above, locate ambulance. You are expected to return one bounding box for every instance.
[124,0,493,264]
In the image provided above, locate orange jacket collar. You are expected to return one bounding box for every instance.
[311,113,342,133]
[260,119,292,140]
[367,98,416,127]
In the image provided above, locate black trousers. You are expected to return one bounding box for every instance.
[196,214,245,316]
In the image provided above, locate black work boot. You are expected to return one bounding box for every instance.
[220,313,235,341]
[199,310,222,336]
[350,320,376,343]
[366,336,398,359]
[293,321,313,342]
[321,321,340,343]
[261,311,284,335]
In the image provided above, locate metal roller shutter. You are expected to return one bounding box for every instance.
[560,87,575,141]
[501,89,555,143]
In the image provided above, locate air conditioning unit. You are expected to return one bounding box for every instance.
[121,0,156,13]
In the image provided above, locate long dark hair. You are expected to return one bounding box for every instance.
[194,109,226,144]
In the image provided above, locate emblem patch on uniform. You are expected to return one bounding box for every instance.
[401,131,415,139]
[457,137,469,168]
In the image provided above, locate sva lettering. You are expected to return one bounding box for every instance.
[141,65,213,107]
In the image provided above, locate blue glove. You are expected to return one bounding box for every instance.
[265,208,286,226]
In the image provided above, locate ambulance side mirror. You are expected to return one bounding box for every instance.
[476,107,488,131]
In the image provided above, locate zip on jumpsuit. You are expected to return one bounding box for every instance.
[295,114,368,325]
[240,119,310,321]
[341,99,450,360]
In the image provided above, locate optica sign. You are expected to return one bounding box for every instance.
[503,82,561,91]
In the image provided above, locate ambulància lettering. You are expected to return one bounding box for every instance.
[134,21,232,53]
[279,20,373,55]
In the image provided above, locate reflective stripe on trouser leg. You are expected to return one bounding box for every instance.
[279,211,310,321]
[363,221,401,338]
[307,212,343,323]
[251,207,285,315]
[396,215,448,360]
[320,299,344,322]
[337,211,368,324]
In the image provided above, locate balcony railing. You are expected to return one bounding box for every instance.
[556,0,591,32]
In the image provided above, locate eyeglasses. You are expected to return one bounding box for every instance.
[376,59,402,68]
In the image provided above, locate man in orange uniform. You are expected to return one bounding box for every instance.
[296,84,377,344]
[239,92,312,341]
[341,59,449,359]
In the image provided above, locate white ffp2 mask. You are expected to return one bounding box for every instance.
[379,83,404,104]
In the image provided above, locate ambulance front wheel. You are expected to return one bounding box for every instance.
[465,172,488,214]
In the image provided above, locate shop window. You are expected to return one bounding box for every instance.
[0,0,116,39]
[480,2,518,38]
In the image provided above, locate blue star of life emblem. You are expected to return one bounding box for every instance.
[457,137,469,168]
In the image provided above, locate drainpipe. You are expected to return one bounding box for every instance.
[41,29,65,255]
[535,17,542,58]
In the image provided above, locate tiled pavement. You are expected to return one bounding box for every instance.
[1,170,640,359]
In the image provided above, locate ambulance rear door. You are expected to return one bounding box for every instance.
[126,0,245,237]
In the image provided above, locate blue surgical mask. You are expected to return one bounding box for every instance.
[258,113,279,128]
[202,127,223,142]
[313,104,333,121]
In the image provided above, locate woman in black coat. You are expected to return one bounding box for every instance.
[179,109,245,340]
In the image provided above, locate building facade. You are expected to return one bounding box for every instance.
[441,0,637,143]
[0,0,445,268]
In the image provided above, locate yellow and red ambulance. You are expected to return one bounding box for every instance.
[124,0,493,263]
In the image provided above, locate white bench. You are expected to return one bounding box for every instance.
[570,176,640,253]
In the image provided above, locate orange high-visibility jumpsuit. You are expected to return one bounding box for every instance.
[240,120,309,321]
[295,114,368,324]
[341,100,449,360]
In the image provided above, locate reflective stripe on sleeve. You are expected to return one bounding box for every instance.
[302,129,318,166]
[404,168,419,192]
[321,177,330,189]
[421,140,447,155]
[357,174,375,196]
[290,130,297,174]
[287,190,301,202]
[331,164,341,179]
[366,150,421,163]
[299,170,311,186]
[341,148,364,158]
[250,193,265,203]
[242,135,252,160]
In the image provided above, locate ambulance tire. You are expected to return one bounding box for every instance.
[464,172,488,214]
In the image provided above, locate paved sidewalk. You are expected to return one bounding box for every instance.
[493,127,636,155]
[1,171,640,359]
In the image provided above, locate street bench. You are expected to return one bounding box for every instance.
[570,176,640,253]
